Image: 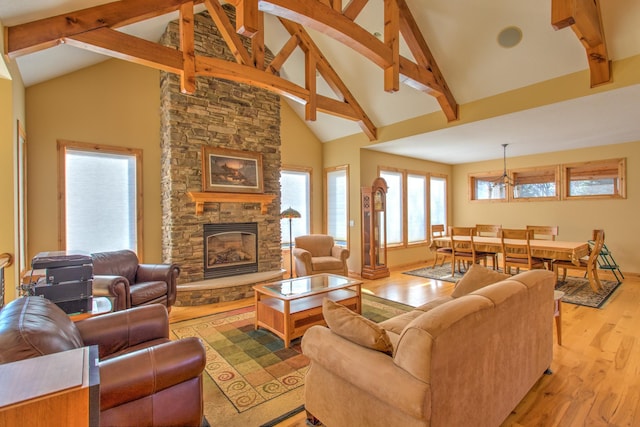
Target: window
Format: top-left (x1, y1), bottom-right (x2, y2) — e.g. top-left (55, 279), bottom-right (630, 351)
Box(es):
top-left (58, 140), bottom-right (142, 254)
top-left (469, 172), bottom-right (507, 201)
top-left (407, 174), bottom-right (427, 243)
top-left (563, 158), bottom-right (626, 199)
top-left (280, 167), bottom-right (311, 246)
top-left (325, 166), bottom-right (349, 247)
top-left (430, 175), bottom-right (448, 234)
top-left (512, 166), bottom-right (559, 201)
top-left (379, 169), bottom-right (403, 246)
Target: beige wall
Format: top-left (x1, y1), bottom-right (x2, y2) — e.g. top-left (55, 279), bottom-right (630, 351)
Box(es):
top-left (360, 149), bottom-right (452, 269)
top-left (452, 141), bottom-right (640, 274)
top-left (0, 21), bottom-right (26, 302)
top-left (280, 100), bottom-right (324, 234)
top-left (25, 60), bottom-right (162, 264)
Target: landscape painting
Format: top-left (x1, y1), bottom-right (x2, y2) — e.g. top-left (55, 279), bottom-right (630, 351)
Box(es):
top-left (202, 146), bottom-right (263, 193)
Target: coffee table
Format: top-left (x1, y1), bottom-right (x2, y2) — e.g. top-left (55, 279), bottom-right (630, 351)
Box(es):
top-left (253, 273), bottom-right (362, 347)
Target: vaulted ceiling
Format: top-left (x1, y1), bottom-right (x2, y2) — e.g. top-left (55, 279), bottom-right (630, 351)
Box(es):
top-left (2, 0), bottom-right (640, 164)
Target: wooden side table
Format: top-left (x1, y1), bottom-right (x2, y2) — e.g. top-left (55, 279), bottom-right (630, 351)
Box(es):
top-left (554, 290), bottom-right (564, 345)
top-left (0, 346), bottom-right (100, 426)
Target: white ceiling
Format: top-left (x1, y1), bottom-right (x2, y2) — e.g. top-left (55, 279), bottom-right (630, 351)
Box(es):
top-left (1, 0), bottom-right (639, 164)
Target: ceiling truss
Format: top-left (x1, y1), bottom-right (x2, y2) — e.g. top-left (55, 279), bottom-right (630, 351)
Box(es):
top-left (4, 0), bottom-right (459, 141)
top-left (551, 0), bottom-right (611, 87)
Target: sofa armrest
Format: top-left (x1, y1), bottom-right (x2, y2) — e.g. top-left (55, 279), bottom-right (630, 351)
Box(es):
top-left (99, 337), bottom-right (206, 410)
top-left (136, 263), bottom-right (180, 306)
top-left (75, 304), bottom-right (169, 359)
top-left (302, 326), bottom-right (430, 420)
top-left (292, 248), bottom-right (312, 276)
top-left (331, 245), bottom-right (349, 261)
top-left (92, 275), bottom-right (130, 311)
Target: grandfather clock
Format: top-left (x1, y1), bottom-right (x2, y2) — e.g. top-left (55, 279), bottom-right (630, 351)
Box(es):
top-left (361, 177), bottom-right (390, 279)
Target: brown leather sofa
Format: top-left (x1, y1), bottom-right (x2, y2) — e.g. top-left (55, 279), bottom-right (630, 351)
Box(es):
top-left (91, 249), bottom-right (180, 312)
top-left (292, 234), bottom-right (349, 277)
top-left (0, 296), bottom-right (206, 427)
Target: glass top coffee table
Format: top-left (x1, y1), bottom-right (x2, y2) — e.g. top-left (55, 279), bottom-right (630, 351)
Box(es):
top-left (253, 273), bottom-right (362, 347)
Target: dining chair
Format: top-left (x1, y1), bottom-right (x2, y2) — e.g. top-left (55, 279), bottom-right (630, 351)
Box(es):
top-left (526, 225), bottom-right (559, 269)
top-left (475, 224), bottom-right (501, 269)
top-left (430, 224), bottom-right (452, 268)
top-left (500, 228), bottom-right (546, 274)
top-left (449, 226), bottom-right (488, 275)
top-left (526, 225), bottom-right (559, 241)
top-left (553, 229), bottom-right (605, 292)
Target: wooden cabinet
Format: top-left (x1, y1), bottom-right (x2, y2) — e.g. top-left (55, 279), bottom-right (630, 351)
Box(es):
top-left (361, 177), bottom-right (390, 279)
top-left (0, 347), bottom-right (100, 427)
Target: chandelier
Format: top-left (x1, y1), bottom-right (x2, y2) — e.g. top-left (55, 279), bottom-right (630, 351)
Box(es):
top-left (492, 143), bottom-right (515, 187)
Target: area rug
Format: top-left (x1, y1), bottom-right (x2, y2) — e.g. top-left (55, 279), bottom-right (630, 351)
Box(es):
top-left (403, 263), bottom-right (622, 309)
top-left (403, 263), bottom-right (465, 283)
top-left (170, 294), bottom-right (412, 426)
top-left (556, 277), bottom-right (622, 308)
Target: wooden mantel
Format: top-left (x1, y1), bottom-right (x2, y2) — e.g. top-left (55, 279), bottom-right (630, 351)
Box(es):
top-left (188, 192), bottom-right (277, 215)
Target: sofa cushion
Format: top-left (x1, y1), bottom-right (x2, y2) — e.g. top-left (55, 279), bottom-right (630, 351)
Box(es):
top-left (451, 263), bottom-right (510, 298)
top-left (130, 281), bottom-right (168, 305)
top-left (311, 256), bottom-right (346, 271)
top-left (322, 299), bottom-right (393, 354)
top-left (0, 297), bottom-right (84, 364)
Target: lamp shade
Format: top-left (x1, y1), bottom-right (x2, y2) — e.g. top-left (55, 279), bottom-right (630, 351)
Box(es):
top-left (281, 207), bottom-right (301, 219)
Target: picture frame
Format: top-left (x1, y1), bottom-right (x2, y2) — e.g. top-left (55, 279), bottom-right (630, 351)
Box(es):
top-left (201, 146), bottom-right (263, 193)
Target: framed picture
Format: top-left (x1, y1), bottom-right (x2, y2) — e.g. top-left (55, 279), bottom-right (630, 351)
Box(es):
top-left (202, 146), bottom-right (263, 193)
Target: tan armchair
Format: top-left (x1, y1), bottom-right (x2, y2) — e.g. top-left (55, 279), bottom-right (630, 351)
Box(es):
top-left (292, 234), bottom-right (349, 277)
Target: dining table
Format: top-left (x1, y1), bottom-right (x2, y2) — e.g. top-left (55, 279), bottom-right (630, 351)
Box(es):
top-left (429, 236), bottom-right (590, 266)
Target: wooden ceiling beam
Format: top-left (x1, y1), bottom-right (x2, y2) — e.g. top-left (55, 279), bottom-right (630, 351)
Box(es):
top-left (551, 0), bottom-right (610, 87)
top-left (64, 28), bottom-right (184, 74)
top-left (384, 0), bottom-right (400, 93)
top-left (396, 0), bottom-right (457, 120)
top-left (204, 0), bottom-right (252, 65)
top-left (266, 34), bottom-right (299, 74)
top-left (6, 0), bottom-right (451, 139)
top-left (278, 19), bottom-right (377, 140)
top-left (180, 3), bottom-right (196, 94)
top-left (5, 0), bottom-right (204, 58)
top-left (255, 0), bottom-right (458, 121)
top-left (196, 54), bottom-right (307, 102)
top-left (343, 0), bottom-right (369, 21)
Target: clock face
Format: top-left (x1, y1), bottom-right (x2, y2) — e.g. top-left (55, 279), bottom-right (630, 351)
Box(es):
top-left (374, 190), bottom-right (383, 211)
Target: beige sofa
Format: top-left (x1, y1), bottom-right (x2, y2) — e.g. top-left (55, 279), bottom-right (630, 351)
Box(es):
top-left (302, 267), bottom-right (556, 427)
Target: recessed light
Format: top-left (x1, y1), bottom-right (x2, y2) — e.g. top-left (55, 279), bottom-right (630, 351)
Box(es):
top-left (497, 26), bottom-right (523, 48)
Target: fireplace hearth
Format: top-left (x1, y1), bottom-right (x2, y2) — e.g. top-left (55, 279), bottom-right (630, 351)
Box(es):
top-left (204, 223), bottom-right (258, 279)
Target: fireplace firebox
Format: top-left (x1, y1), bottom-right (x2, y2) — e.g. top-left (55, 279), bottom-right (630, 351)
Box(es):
top-left (203, 223), bottom-right (258, 279)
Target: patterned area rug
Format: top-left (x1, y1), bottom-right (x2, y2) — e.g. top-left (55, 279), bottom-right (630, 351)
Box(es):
top-left (403, 263), bottom-right (622, 309)
top-left (403, 263), bottom-right (466, 283)
top-left (170, 294), bottom-right (412, 426)
top-left (555, 277), bottom-right (622, 308)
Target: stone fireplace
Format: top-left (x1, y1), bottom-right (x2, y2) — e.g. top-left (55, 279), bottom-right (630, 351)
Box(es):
top-left (159, 7), bottom-right (283, 304)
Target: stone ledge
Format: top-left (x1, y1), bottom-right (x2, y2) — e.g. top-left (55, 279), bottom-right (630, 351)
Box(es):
top-left (175, 270), bottom-right (286, 306)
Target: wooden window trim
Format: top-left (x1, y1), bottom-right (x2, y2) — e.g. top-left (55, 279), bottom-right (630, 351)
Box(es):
top-left (323, 164), bottom-right (350, 249)
top-left (562, 158), bottom-right (626, 200)
top-left (57, 140), bottom-right (144, 258)
top-left (281, 165), bottom-right (313, 233)
top-left (468, 171), bottom-right (508, 202)
top-left (510, 165), bottom-right (560, 202)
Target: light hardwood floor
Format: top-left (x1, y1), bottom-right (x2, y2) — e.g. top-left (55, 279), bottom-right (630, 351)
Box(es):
top-left (170, 264), bottom-right (640, 426)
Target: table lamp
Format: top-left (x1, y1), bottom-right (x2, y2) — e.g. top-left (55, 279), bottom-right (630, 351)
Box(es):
top-left (281, 207), bottom-right (301, 278)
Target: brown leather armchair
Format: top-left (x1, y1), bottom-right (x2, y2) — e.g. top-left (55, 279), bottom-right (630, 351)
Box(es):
top-left (292, 234), bottom-right (349, 277)
top-left (91, 250), bottom-right (180, 312)
top-left (0, 296), bottom-right (206, 427)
